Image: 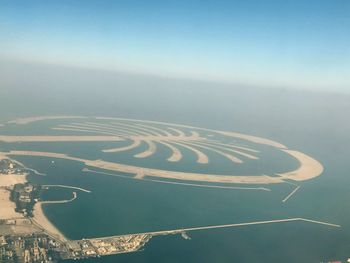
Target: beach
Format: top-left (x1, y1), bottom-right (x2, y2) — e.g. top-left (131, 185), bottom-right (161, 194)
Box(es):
top-left (0, 156), bottom-right (67, 243)
top-left (32, 202), bottom-right (68, 242)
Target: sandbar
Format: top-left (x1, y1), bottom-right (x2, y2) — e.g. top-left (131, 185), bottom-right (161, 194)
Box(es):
top-left (7, 116), bottom-right (86, 125)
top-left (134, 140), bottom-right (157, 158)
top-left (0, 135), bottom-right (123, 142)
top-left (1, 148), bottom-right (323, 184)
top-left (0, 150), bottom-right (284, 184)
top-left (277, 150), bottom-right (324, 181)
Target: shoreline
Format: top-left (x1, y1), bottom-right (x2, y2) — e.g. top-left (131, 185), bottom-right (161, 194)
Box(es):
top-left (0, 155), bottom-right (68, 244)
top-left (32, 202), bottom-right (68, 243)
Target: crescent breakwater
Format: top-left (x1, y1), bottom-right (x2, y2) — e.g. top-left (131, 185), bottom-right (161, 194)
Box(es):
top-left (0, 116), bottom-right (324, 186)
top-left (0, 116), bottom-right (329, 261)
top-left (1, 149), bottom-right (323, 184)
top-left (65, 217), bottom-right (341, 259)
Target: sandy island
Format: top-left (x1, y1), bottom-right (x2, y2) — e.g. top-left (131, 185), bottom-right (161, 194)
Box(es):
top-left (6, 115), bottom-right (288, 149)
top-left (0, 117), bottom-right (330, 248)
top-left (1, 149), bottom-right (323, 184)
top-left (7, 116), bottom-right (87, 125)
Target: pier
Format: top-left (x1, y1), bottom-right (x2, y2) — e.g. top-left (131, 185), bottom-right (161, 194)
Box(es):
top-left (66, 217), bottom-right (341, 259)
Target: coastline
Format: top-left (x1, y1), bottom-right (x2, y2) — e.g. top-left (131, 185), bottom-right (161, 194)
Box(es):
top-left (0, 116), bottom-right (326, 250)
top-left (0, 155), bottom-right (68, 244)
top-left (32, 202), bottom-right (68, 243)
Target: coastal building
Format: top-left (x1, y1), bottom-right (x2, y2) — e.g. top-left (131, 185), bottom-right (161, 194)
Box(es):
top-left (0, 236), bottom-right (7, 246)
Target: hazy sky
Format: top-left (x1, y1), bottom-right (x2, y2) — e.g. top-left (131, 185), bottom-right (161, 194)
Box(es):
top-left (0, 0), bottom-right (349, 91)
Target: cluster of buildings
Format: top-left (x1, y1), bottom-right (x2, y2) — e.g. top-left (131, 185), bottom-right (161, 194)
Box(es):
top-left (13, 184), bottom-right (34, 204)
top-left (1, 232), bottom-right (154, 262)
top-left (0, 235), bottom-right (14, 262)
top-left (1, 157), bottom-right (153, 262)
top-left (0, 234), bottom-right (60, 263)
top-left (11, 183), bottom-right (40, 217)
top-left (68, 234), bottom-right (151, 259)
top-left (0, 159), bottom-right (22, 175)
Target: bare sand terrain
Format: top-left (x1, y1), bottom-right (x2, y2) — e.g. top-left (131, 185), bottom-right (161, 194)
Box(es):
top-left (181, 141), bottom-right (243, 163)
top-left (0, 135), bottom-right (123, 142)
top-left (0, 171), bottom-right (26, 220)
top-left (32, 202), bottom-right (68, 242)
top-left (51, 123), bottom-right (261, 164)
top-left (0, 116), bottom-right (324, 183)
top-left (277, 149), bottom-right (324, 181)
top-left (53, 126), bottom-right (122, 136)
top-left (0, 117), bottom-right (328, 243)
top-left (0, 188), bottom-right (24, 220)
top-left (95, 116), bottom-right (288, 149)
top-left (0, 158), bottom-right (27, 220)
top-left (219, 131), bottom-right (287, 149)
top-left (0, 134), bottom-right (202, 143)
top-left (1, 150), bottom-right (323, 184)
top-left (157, 141), bottom-right (182, 162)
top-left (5, 115), bottom-right (289, 149)
top-left (193, 140), bottom-right (258, 159)
top-left (7, 116), bottom-right (86, 124)
top-left (103, 140), bottom-right (142, 153)
top-left (134, 140), bottom-right (157, 158)
top-left (168, 141), bottom-right (209, 164)
top-left (0, 156), bottom-right (67, 242)
top-left (0, 172), bottom-right (27, 187)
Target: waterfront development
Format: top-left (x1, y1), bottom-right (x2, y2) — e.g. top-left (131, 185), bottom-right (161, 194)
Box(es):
top-left (2, 0), bottom-right (350, 261)
top-left (0, 115), bottom-right (349, 262)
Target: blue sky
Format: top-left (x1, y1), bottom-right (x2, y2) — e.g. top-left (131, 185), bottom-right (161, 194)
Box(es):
top-left (0, 0), bottom-right (349, 90)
